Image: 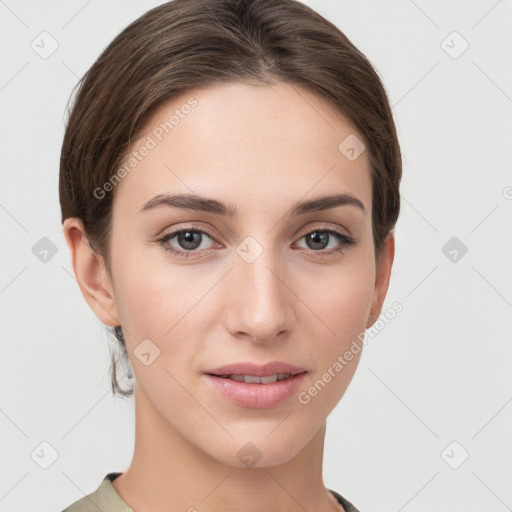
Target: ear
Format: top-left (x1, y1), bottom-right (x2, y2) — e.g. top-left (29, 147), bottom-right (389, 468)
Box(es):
top-left (62, 218), bottom-right (120, 327)
top-left (366, 230), bottom-right (395, 328)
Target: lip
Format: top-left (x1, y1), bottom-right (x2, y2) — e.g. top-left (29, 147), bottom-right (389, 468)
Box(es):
top-left (203, 361), bottom-right (308, 409)
top-left (205, 361), bottom-right (307, 377)
top-left (203, 372), bottom-right (307, 409)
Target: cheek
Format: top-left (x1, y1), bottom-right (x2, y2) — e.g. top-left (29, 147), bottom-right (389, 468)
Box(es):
top-left (296, 261), bottom-right (375, 412)
top-left (111, 258), bottom-right (206, 399)
top-left (111, 243), bottom-right (213, 345)
top-left (112, 227), bottom-right (375, 353)
top-left (110, 237), bottom-right (170, 338)
top-left (301, 258), bottom-right (375, 344)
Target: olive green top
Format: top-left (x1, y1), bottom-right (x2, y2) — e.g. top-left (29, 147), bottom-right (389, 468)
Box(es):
top-left (60, 472), bottom-right (362, 512)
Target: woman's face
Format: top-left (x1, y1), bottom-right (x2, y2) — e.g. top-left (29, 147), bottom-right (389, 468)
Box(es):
top-left (84, 81), bottom-right (393, 467)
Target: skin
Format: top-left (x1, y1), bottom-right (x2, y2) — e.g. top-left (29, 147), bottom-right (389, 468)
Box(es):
top-left (63, 81), bottom-right (394, 512)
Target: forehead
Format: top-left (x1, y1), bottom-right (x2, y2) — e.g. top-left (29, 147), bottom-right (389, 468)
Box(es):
top-left (113, 81), bottom-right (372, 216)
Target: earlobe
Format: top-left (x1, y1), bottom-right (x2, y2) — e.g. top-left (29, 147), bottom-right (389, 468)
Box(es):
top-left (366, 231), bottom-right (395, 329)
top-left (62, 218), bottom-right (120, 327)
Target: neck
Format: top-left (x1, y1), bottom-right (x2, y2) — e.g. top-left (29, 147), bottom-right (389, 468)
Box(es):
top-left (112, 385), bottom-right (343, 512)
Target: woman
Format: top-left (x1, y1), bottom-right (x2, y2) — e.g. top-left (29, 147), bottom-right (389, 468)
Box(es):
top-left (59, 0), bottom-right (401, 510)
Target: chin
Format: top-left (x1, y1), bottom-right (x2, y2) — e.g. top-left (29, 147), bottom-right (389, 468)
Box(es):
top-left (200, 429), bottom-right (314, 470)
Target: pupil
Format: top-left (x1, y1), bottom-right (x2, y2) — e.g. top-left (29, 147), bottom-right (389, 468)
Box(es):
top-left (308, 231), bottom-right (328, 250)
top-left (179, 231), bottom-right (201, 249)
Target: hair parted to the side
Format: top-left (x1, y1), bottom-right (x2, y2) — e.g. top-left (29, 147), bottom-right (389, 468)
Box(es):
top-left (59, 0), bottom-right (402, 398)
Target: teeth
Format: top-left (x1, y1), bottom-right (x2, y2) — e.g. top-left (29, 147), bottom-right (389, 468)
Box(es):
top-left (244, 375), bottom-right (262, 383)
top-left (219, 373), bottom-right (292, 383)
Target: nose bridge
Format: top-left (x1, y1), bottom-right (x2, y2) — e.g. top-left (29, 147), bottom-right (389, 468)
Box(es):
top-left (225, 235), bottom-right (291, 342)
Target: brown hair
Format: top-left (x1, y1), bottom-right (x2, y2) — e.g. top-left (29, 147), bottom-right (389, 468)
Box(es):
top-left (60, 0), bottom-right (402, 398)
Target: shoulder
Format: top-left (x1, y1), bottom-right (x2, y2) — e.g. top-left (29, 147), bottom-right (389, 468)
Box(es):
top-left (329, 488), bottom-right (363, 512)
top-left (59, 472), bottom-right (131, 512)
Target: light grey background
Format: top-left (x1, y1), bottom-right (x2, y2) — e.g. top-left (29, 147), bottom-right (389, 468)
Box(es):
top-left (1, 1), bottom-right (511, 511)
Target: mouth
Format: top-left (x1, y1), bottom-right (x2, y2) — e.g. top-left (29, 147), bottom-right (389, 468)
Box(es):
top-left (203, 361), bottom-right (309, 408)
top-left (207, 372), bottom-right (306, 384)
top-left (204, 361), bottom-right (308, 379)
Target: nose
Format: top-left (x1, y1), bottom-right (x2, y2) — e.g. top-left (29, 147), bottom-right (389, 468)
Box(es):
top-left (223, 245), bottom-right (294, 345)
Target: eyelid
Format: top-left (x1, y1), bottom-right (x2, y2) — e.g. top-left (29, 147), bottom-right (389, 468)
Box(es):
top-left (299, 222), bottom-right (352, 238)
top-left (295, 224), bottom-right (356, 251)
top-left (155, 222), bottom-right (356, 256)
top-left (155, 222), bottom-right (217, 240)
top-left (156, 222), bottom-right (352, 242)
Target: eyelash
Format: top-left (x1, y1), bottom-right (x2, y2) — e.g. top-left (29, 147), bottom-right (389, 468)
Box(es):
top-left (155, 224), bottom-right (356, 259)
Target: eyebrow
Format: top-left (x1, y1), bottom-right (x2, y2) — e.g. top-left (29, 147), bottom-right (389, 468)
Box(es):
top-left (138, 192), bottom-right (365, 216)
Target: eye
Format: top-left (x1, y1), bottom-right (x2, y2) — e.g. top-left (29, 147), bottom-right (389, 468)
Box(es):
top-left (156, 224), bottom-right (356, 259)
top-left (295, 227), bottom-right (356, 255)
top-left (156, 227), bottom-right (217, 258)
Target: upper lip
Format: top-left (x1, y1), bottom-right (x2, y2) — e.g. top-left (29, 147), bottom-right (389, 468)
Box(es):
top-left (205, 361), bottom-right (308, 377)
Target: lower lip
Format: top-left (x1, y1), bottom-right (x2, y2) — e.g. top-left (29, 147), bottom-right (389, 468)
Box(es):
top-left (203, 372), bottom-right (307, 409)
